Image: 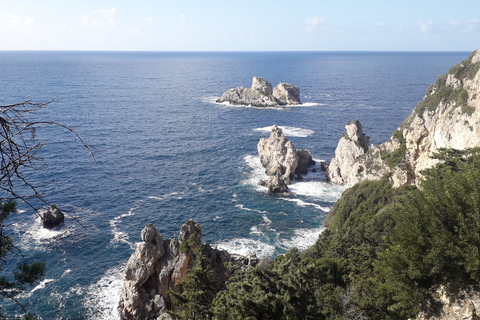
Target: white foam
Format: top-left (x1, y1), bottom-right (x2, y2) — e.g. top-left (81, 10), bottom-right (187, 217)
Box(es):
top-left (288, 180), bottom-right (344, 203)
top-left (17, 278), bottom-right (56, 299)
top-left (109, 209), bottom-right (136, 249)
top-left (84, 264), bottom-right (124, 320)
top-left (243, 155), bottom-right (268, 191)
top-left (19, 216), bottom-right (74, 251)
top-left (253, 126), bottom-right (315, 137)
top-left (215, 238), bottom-right (276, 258)
top-left (281, 227), bottom-right (326, 251)
top-left (278, 198), bottom-right (331, 213)
top-left (235, 204), bottom-right (268, 214)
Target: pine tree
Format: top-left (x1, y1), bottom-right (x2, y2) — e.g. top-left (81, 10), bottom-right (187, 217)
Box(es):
top-left (168, 249), bottom-right (215, 320)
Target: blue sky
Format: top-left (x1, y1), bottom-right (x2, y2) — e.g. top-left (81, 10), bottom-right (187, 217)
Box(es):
top-left (1, 0), bottom-right (479, 51)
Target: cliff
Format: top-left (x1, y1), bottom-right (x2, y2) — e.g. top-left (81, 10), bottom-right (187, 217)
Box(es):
top-left (118, 221), bottom-right (258, 319)
top-left (216, 77), bottom-right (301, 108)
top-left (328, 47), bottom-right (480, 188)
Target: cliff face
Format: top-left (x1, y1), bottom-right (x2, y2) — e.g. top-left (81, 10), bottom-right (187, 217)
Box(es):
top-left (328, 48), bottom-right (480, 188)
top-left (119, 221), bottom-right (258, 320)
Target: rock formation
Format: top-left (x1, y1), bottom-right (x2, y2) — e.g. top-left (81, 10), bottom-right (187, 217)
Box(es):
top-left (119, 221), bottom-right (258, 320)
top-left (296, 149), bottom-right (315, 175)
top-left (326, 120), bottom-right (370, 186)
top-left (41, 204), bottom-right (64, 229)
top-left (217, 77), bottom-right (301, 108)
top-left (328, 47), bottom-right (480, 188)
top-left (416, 285), bottom-right (480, 320)
top-left (257, 125), bottom-right (298, 193)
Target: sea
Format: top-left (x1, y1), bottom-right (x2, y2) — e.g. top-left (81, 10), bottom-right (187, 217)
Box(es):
top-left (0, 50), bottom-right (470, 319)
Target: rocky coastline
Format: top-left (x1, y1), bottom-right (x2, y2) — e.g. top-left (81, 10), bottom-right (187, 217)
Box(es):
top-left (118, 220), bottom-right (257, 319)
top-left (327, 47), bottom-right (480, 188)
top-left (216, 77), bottom-right (301, 108)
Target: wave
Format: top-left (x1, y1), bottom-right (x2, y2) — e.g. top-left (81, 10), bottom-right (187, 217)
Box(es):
top-left (17, 278), bottom-right (57, 299)
top-left (281, 227), bottom-right (325, 251)
top-left (278, 198), bottom-right (331, 213)
top-left (243, 155), bottom-right (268, 192)
top-left (288, 180), bottom-right (343, 202)
top-left (84, 264), bottom-right (124, 320)
top-left (205, 96), bottom-right (322, 110)
top-left (215, 238), bottom-right (276, 258)
top-left (253, 126), bottom-right (315, 137)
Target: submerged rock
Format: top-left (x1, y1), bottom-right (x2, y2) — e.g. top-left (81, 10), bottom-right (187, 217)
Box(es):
top-left (118, 220), bottom-right (258, 319)
top-left (217, 77), bottom-right (301, 108)
top-left (41, 204), bottom-right (64, 229)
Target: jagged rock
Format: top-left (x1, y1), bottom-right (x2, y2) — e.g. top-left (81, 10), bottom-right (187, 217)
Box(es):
top-left (273, 81), bottom-right (301, 105)
top-left (328, 47), bottom-right (480, 188)
top-left (416, 285), bottom-right (480, 320)
top-left (320, 161), bottom-right (329, 172)
top-left (217, 77), bottom-right (301, 108)
top-left (257, 125), bottom-right (298, 192)
top-left (119, 221), bottom-right (258, 320)
top-left (296, 149), bottom-right (315, 175)
top-left (41, 204), bottom-right (64, 229)
top-left (326, 120), bottom-right (370, 186)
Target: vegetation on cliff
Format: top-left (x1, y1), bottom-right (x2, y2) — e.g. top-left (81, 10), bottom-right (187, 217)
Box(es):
top-left (170, 148), bottom-right (480, 319)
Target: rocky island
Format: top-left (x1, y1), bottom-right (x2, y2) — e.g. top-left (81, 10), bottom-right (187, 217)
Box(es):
top-left (216, 77), bottom-right (301, 108)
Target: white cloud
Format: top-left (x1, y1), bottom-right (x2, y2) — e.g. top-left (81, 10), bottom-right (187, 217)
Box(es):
top-left (0, 13), bottom-right (19, 26)
top-left (305, 16), bottom-right (326, 34)
top-left (419, 21), bottom-right (436, 33)
top-left (80, 8), bottom-right (116, 27)
top-left (178, 14), bottom-right (187, 27)
top-left (450, 19), bottom-right (478, 33)
top-left (145, 17), bottom-right (153, 22)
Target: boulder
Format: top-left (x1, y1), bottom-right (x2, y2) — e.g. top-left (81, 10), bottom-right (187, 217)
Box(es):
top-left (41, 204), bottom-right (64, 229)
top-left (296, 149), bottom-right (315, 175)
top-left (119, 221), bottom-right (258, 320)
top-left (217, 77), bottom-right (301, 108)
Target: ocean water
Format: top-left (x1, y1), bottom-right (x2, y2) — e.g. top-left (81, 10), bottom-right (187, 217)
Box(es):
top-left (0, 51), bottom-right (469, 319)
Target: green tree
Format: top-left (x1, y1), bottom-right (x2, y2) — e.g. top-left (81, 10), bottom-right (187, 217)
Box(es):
top-left (168, 250), bottom-right (216, 320)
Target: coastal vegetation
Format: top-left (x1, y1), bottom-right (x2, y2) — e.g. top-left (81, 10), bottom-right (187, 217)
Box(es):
top-left (170, 148), bottom-right (480, 319)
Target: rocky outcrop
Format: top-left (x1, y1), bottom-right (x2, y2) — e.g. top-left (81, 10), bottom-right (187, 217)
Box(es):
top-left (41, 204), bottom-right (64, 229)
top-left (217, 77), bottom-right (301, 108)
top-left (417, 285), bottom-right (480, 320)
top-left (296, 149), bottom-right (315, 175)
top-left (257, 125), bottom-right (298, 193)
top-left (119, 221), bottom-right (258, 320)
top-left (328, 47), bottom-right (480, 188)
top-left (326, 120), bottom-right (370, 186)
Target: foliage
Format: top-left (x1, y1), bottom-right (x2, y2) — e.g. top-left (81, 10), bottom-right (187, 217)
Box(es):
top-left (379, 130), bottom-right (407, 169)
top-left (168, 250), bottom-right (216, 320)
top-left (212, 248), bottom-right (345, 320)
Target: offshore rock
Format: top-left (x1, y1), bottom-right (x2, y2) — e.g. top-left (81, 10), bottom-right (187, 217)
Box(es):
top-left (296, 149), bottom-right (316, 175)
top-left (119, 220), bottom-right (258, 320)
top-left (326, 120), bottom-right (370, 186)
top-left (328, 47), bottom-right (480, 188)
top-left (41, 204), bottom-right (64, 229)
top-left (257, 125), bottom-right (298, 192)
top-left (273, 81), bottom-right (301, 105)
top-left (216, 77), bottom-right (301, 108)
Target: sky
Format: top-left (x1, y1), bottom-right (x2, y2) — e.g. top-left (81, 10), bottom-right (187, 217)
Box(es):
top-left (1, 0), bottom-right (479, 51)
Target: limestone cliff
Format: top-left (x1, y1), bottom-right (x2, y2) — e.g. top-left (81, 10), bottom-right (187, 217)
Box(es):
top-left (217, 77), bottom-right (301, 108)
top-left (328, 47), bottom-right (480, 188)
top-left (118, 221), bottom-right (258, 320)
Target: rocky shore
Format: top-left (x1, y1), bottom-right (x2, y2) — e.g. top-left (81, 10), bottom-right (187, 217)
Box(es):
top-left (118, 220), bottom-right (257, 319)
top-left (216, 77), bottom-right (301, 108)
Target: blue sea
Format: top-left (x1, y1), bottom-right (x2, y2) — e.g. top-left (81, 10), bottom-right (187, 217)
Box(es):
top-left (0, 51), bottom-right (470, 319)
